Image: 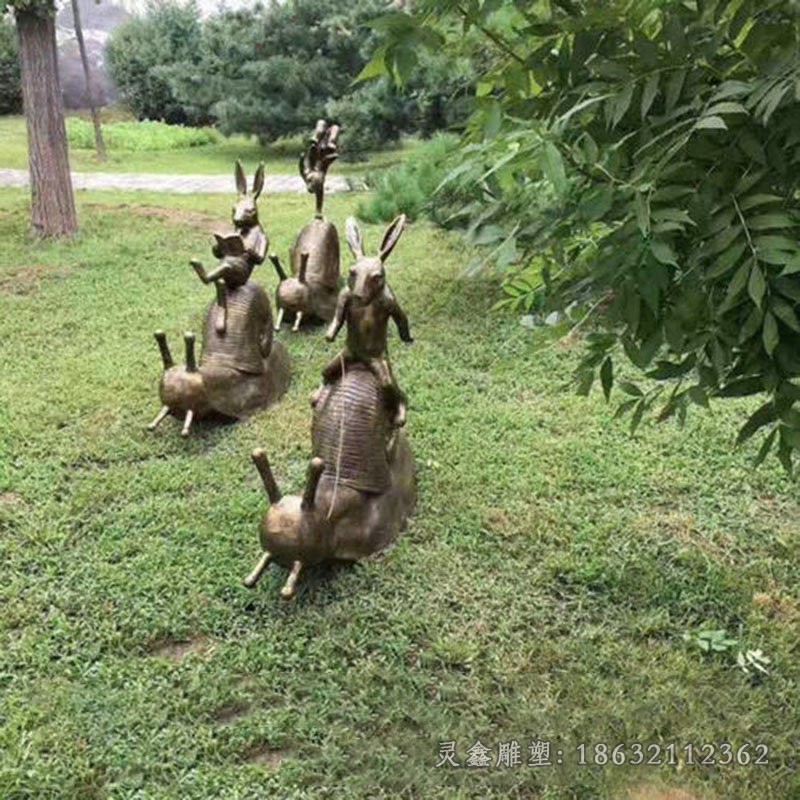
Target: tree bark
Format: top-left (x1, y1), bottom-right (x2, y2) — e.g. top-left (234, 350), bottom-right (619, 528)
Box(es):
top-left (16, 9), bottom-right (78, 237)
top-left (70, 0), bottom-right (105, 161)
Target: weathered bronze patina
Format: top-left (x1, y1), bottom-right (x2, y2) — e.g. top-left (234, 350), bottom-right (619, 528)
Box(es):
top-left (243, 364), bottom-right (416, 599)
top-left (273, 120), bottom-right (341, 331)
top-left (316, 214), bottom-right (412, 427)
top-left (147, 164), bottom-right (289, 436)
top-left (243, 213), bottom-right (415, 599)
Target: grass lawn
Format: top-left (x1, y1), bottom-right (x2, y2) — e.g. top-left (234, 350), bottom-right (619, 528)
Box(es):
top-left (0, 187), bottom-right (798, 799)
top-left (0, 115), bottom-right (418, 177)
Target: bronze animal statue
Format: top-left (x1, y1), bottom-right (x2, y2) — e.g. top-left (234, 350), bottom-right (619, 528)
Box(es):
top-left (273, 120), bottom-right (341, 331)
top-left (315, 214), bottom-right (412, 428)
top-left (225, 160), bottom-right (268, 266)
top-left (243, 363), bottom-right (415, 599)
top-left (147, 232), bottom-right (290, 437)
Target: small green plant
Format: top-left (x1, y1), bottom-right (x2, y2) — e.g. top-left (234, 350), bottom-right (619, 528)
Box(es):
top-left (684, 628), bottom-right (739, 653)
top-left (65, 119), bottom-right (220, 152)
top-left (684, 629), bottom-right (772, 676)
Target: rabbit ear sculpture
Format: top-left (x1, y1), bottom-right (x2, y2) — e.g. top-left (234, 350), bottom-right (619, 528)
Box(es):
top-left (147, 166), bottom-right (291, 438)
top-left (228, 160), bottom-right (268, 266)
top-left (273, 120), bottom-right (341, 332)
top-left (317, 214), bottom-right (411, 428)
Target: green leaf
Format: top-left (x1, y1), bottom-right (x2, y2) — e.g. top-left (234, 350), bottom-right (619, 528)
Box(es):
top-left (718, 376), bottom-right (763, 397)
top-left (736, 401), bottom-right (775, 445)
top-left (705, 241), bottom-right (746, 279)
top-left (718, 260), bottom-right (750, 313)
top-left (754, 235), bottom-right (797, 251)
top-left (771, 297), bottom-right (800, 332)
top-left (747, 263), bottom-right (766, 309)
top-left (391, 46), bottom-right (418, 84)
top-left (641, 73), bottom-right (659, 119)
top-left (706, 101), bottom-right (748, 116)
top-left (747, 213), bottom-right (795, 230)
top-left (739, 194), bottom-right (782, 212)
top-left (575, 370), bottom-right (594, 397)
top-left (665, 69), bottom-right (686, 113)
top-left (695, 116), bottom-right (727, 130)
top-left (758, 249), bottom-right (795, 266)
top-left (635, 191), bottom-right (650, 236)
top-left (611, 84), bottom-right (634, 128)
top-left (739, 305), bottom-right (763, 342)
top-left (688, 385), bottom-right (709, 407)
top-left (780, 425), bottom-right (800, 450)
top-left (614, 398), bottom-right (638, 419)
top-left (762, 311), bottom-right (779, 356)
top-left (542, 142), bottom-right (567, 196)
top-left (618, 381), bottom-right (643, 397)
top-left (780, 255), bottom-right (800, 276)
top-left (483, 100), bottom-right (502, 138)
top-left (630, 399), bottom-right (647, 434)
top-left (600, 357), bottom-right (613, 402)
top-left (754, 427), bottom-right (778, 466)
top-left (355, 51), bottom-right (389, 83)
top-left (651, 239), bottom-right (678, 266)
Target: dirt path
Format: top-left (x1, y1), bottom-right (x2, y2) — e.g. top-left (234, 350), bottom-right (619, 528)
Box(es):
top-left (0, 168), bottom-right (364, 195)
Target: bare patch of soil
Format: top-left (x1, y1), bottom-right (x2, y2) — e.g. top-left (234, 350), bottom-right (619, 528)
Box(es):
top-left (246, 745), bottom-right (288, 769)
top-left (149, 636), bottom-right (214, 662)
top-left (0, 491), bottom-right (26, 507)
top-left (624, 786), bottom-right (704, 800)
top-left (85, 202), bottom-right (219, 231)
top-left (0, 264), bottom-right (70, 296)
top-left (640, 505), bottom-right (736, 563)
top-left (213, 702), bottom-right (250, 725)
top-left (753, 588), bottom-right (799, 624)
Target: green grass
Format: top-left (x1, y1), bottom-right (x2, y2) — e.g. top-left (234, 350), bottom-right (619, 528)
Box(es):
top-left (66, 119), bottom-right (221, 152)
top-left (0, 115), bottom-right (421, 176)
top-left (0, 187), bottom-right (798, 800)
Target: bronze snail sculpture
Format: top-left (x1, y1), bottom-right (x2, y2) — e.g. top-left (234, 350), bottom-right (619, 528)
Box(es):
top-left (244, 216), bottom-right (415, 599)
top-left (147, 163), bottom-right (290, 437)
top-left (272, 120), bottom-right (341, 332)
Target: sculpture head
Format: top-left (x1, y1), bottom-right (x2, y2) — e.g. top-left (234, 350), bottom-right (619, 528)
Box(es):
top-left (345, 214), bottom-right (406, 305)
top-left (148, 331), bottom-right (210, 437)
top-left (299, 120), bottom-right (339, 215)
top-left (243, 450), bottom-right (329, 597)
top-left (232, 160), bottom-right (265, 229)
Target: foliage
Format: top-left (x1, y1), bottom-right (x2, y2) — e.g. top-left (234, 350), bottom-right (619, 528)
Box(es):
top-left (0, 0), bottom-right (55, 15)
top-left (326, 78), bottom-right (412, 156)
top-left (104, 0), bottom-right (473, 154)
top-left (369, 0), bottom-right (800, 471)
top-left (0, 16), bottom-right (21, 114)
top-left (160, 0), bottom-right (386, 145)
top-left (65, 118), bottom-right (219, 152)
top-left (357, 133), bottom-right (461, 222)
top-left (106, 0), bottom-right (205, 125)
top-left (0, 187), bottom-right (797, 798)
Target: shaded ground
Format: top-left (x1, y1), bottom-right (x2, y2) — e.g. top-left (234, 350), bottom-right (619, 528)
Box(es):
top-left (0, 188), bottom-right (797, 799)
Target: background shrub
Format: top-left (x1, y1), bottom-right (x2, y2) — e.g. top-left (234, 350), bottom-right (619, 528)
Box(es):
top-left (357, 134), bottom-right (461, 223)
top-left (106, 0), bottom-right (205, 125)
top-left (0, 16), bottom-right (22, 115)
top-left (105, 0), bottom-right (474, 155)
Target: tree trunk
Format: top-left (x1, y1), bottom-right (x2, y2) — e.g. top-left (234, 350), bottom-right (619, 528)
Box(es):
top-left (16, 9), bottom-right (78, 237)
top-left (70, 0), bottom-right (105, 161)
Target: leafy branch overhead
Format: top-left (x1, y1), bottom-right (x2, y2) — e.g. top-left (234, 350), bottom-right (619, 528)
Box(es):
top-left (368, 0), bottom-right (800, 472)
